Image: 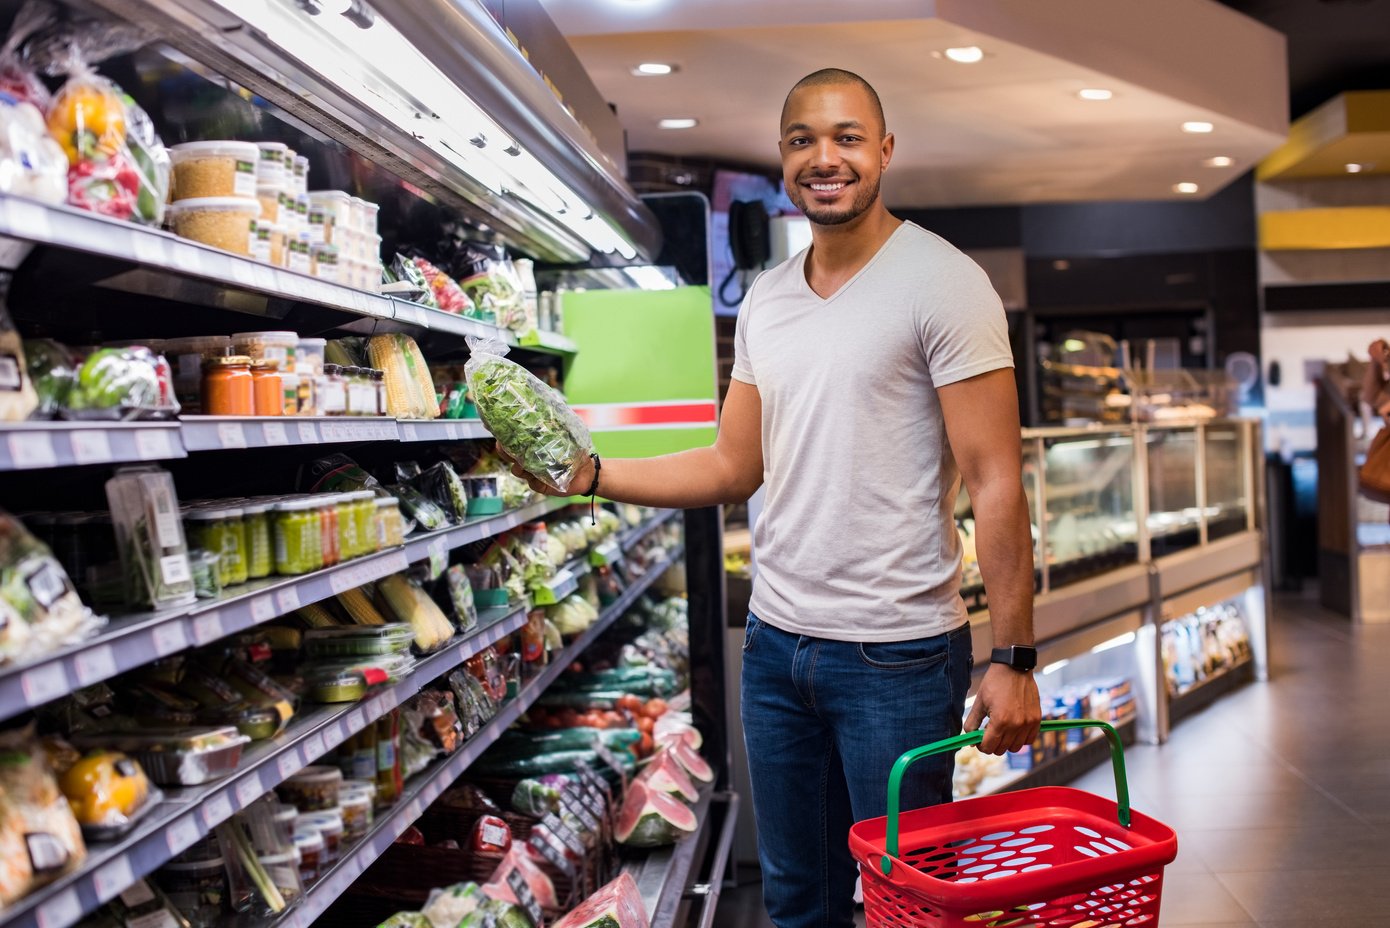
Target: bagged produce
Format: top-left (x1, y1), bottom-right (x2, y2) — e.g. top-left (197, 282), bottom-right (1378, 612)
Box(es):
top-left (377, 572), bottom-right (455, 652)
top-left (446, 564), bottom-right (478, 633)
top-left (65, 345), bottom-right (176, 420)
top-left (634, 748), bottom-right (698, 802)
top-left (614, 779), bottom-right (696, 848)
top-left (0, 296), bottom-right (38, 422)
top-left (52, 748), bottom-right (159, 840)
top-left (369, 334), bottom-right (440, 420)
top-left (482, 843), bottom-right (558, 909)
top-left (0, 93), bottom-right (67, 202)
top-left (0, 725), bottom-right (86, 906)
top-left (412, 256), bottom-right (477, 317)
top-left (422, 881), bottom-right (484, 928)
top-left (0, 1), bottom-right (55, 110)
top-left (416, 460), bottom-right (469, 523)
top-left (379, 914), bottom-right (433, 928)
top-left (0, 510), bottom-right (101, 665)
top-left (550, 873), bottom-right (649, 928)
top-left (24, 338), bottom-right (76, 418)
top-left (456, 243), bottom-right (527, 332)
top-left (105, 466), bottom-right (197, 609)
top-left (389, 253), bottom-right (436, 309)
top-left (465, 337), bottom-right (592, 493)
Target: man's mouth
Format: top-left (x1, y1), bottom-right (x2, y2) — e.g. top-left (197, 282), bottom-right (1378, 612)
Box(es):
top-left (805, 180), bottom-right (850, 193)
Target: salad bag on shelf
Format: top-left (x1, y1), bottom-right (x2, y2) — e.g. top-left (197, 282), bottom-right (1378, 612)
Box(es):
top-left (0, 508), bottom-right (101, 666)
top-left (455, 243), bottom-right (527, 332)
top-left (105, 465), bottom-right (197, 609)
top-left (0, 724), bottom-right (87, 907)
top-left (464, 336), bottom-right (592, 494)
top-left (64, 344), bottom-right (178, 420)
top-left (0, 286), bottom-right (39, 421)
top-left (0, 2), bottom-right (68, 203)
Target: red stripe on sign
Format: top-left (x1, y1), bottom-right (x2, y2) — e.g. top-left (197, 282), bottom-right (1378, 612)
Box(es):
top-left (572, 402), bottom-right (718, 429)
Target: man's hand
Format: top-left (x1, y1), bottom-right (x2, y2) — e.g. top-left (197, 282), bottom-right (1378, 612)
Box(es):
top-left (497, 444), bottom-right (594, 498)
top-left (964, 664), bottom-right (1042, 755)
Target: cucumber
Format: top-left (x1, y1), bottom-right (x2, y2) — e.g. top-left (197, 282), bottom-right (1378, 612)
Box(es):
top-left (473, 748), bottom-right (635, 780)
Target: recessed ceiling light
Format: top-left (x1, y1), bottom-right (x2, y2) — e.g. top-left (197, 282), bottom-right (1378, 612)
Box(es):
top-left (633, 62), bottom-right (674, 76)
top-left (1174, 182), bottom-right (1200, 194)
top-left (943, 46), bottom-right (985, 64)
top-left (1346, 162), bottom-right (1369, 173)
top-left (1182, 121), bottom-right (1214, 134)
top-left (1204, 156), bottom-right (1234, 168)
top-left (1077, 88), bottom-right (1113, 101)
top-left (658, 117), bottom-right (698, 130)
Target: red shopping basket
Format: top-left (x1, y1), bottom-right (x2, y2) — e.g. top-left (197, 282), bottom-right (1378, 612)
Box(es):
top-left (850, 720), bottom-right (1177, 928)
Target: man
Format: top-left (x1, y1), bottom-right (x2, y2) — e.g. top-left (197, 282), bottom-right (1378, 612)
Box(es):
top-left (507, 68), bottom-right (1041, 928)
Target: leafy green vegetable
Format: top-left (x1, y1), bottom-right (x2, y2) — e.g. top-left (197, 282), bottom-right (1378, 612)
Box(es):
top-left (69, 347), bottom-right (161, 416)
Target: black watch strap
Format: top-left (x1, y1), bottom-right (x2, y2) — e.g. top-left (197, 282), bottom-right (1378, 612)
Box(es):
top-left (990, 645), bottom-right (1038, 672)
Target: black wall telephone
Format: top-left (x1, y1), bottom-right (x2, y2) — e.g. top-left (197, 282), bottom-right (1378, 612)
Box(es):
top-left (720, 199), bottom-right (770, 307)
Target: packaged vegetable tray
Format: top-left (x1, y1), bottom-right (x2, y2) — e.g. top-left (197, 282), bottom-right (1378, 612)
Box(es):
top-left (465, 337), bottom-right (593, 494)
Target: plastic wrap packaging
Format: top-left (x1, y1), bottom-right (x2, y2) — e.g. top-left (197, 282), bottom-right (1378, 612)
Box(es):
top-left (64, 345), bottom-right (178, 420)
top-left (51, 747), bottom-right (160, 840)
top-left (0, 509), bottom-right (101, 666)
top-left (23, 338), bottom-right (75, 418)
top-left (550, 873), bottom-right (649, 928)
top-left (0, 725), bottom-right (86, 906)
top-left (446, 564), bottom-right (478, 633)
top-left (482, 844), bottom-right (558, 910)
top-left (388, 482), bottom-right (451, 531)
top-left (421, 881), bottom-right (484, 928)
top-left (0, 1), bottom-right (55, 110)
top-left (0, 93), bottom-right (67, 202)
top-left (369, 334), bottom-right (439, 419)
top-left (412, 256), bottom-right (477, 316)
top-left (105, 466), bottom-right (197, 609)
top-left (415, 460), bottom-right (469, 523)
top-left (456, 243), bottom-right (527, 332)
top-left (0, 294), bottom-right (38, 421)
top-left (465, 337), bottom-right (592, 493)
top-left (389, 253), bottom-right (435, 308)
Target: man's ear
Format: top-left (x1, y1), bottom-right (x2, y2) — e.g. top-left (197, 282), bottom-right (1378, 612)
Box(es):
top-left (881, 131), bottom-right (895, 170)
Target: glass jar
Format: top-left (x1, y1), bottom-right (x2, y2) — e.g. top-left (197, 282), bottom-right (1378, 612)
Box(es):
top-left (339, 787), bottom-right (373, 842)
top-left (164, 336), bottom-right (232, 414)
top-left (241, 500), bottom-right (273, 580)
top-left (156, 856), bottom-right (232, 926)
top-left (317, 496), bottom-right (340, 568)
top-left (232, 331), bottom-right (297, 370)
top-left (335, 493), bottom-right (360, 561)
top-left (280, 368), bottom-right (301, 416)
top-left (375, 497), bottom-right (404, 548)
top-left (293, 829), bottom-right (323, 886)
top-left (341, 366), bottom-right (366, 417)
top-left (349, 491), bottom-right (378, 555)
top-left (273, 499), bottom-right (321, 575)
top-left (250, 359), bottom-right (283, 416)
top-left (185, 506), bottom-right (248, 586)
top-left (319, 365), bottom-right (347, 416)
top-left (370, 369), bottom-right (386, 417)
top-left (202, 355), bottom-right (255, 416)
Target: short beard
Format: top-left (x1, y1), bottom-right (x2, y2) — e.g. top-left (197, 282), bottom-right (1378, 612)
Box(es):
top-left (787, 172), bottom-right (881, 226)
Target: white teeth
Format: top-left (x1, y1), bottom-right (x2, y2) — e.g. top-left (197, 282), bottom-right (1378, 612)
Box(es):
top-left (810, 182), bottom-right (846, 192)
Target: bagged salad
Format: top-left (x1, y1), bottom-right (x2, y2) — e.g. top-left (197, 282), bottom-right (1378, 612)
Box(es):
top-left (65, 345), bottom-right (177, 420)
top-left (456, 243), bottom-right (527, 332)
top-left (464, 337), bottom-right (592, 494)
top-left (0, 509), bottom-right (101, 666)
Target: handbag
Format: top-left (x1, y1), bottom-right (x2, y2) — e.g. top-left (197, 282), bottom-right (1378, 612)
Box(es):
top-left (1359, 425), bottom-right (1390, 504)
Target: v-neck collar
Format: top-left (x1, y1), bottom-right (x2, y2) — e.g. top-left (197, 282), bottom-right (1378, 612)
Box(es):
top-left (799, 221), bottom-right (909, 304)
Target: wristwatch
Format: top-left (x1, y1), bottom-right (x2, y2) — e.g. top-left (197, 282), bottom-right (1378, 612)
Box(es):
top-left (990, 645), bottom-right (1038, 672)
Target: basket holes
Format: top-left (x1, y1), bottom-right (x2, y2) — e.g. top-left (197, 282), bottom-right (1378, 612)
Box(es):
top-left (1107, 837), bottom-right (1132, 850)
top-left (964, 913), bottom-right (1003, 923)
top-left (962, 844), bottom-right (997, 855)
top-left (1075, 845), bottom-right (1100, 858)
top-left (1022, 863), bottom-right (1053, 872)
top-left (945, 837), bottom-right (975, 848)
top-left (984, 851), bottom-right (1016, 861)
top-left (986, 919), bottom-right (1026, 927)
top-left (964, 863), bottom-right (998, 874)
top-left (1001, 837), bottom-right (1035, 847)
top-left (983, 869), bottom-right (1019, 880)
top-left (1021, 844), bottom-right (1054, 854)
top-left (1002, 856), bottom-right (1036, 867)
top-left (1075, 826), bottom-right (1102, 839)
top-left (983, 831), bottom-right (1016, 841)
top-left (956, 858), bottom-right (978, 866)
top-left (1091, 841), bottom-right (1120, 855)
top-left (1021, 824), bottom-right (1055, 834)
top-left (923, 851), bottom-right (954, 862)
top-left (1134, 895), bottom-right (1156, 906)
top-left (1125, 916), bottom-right (1155, 925)
top-left (904, 846), bottom-right (939, 857)
top-left (957, 877), bottom-right (979, 883)
top-left (914, 865), bottom-right (939, 874)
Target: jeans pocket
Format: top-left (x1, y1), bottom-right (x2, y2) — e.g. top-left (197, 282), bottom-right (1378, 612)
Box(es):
top-left (743, 613), bottom-right (763, 653)
top-left (857, 635), bottom-right (950, 670)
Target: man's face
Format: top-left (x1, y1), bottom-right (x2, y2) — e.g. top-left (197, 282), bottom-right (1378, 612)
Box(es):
top-left (779, 83), bottom-right (892, 227)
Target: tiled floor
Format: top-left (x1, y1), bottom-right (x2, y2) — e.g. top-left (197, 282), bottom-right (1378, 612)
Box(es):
top-left (714, 591), bottom-right (1390, 927)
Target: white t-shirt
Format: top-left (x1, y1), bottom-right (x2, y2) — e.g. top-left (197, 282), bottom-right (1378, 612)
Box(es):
top-left (732, 221), bottom-right (1013, 642)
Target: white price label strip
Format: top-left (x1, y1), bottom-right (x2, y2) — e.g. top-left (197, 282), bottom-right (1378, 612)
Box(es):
top-left (73, 644), bottom-right (116, 686)
top-left (236, 773), bottom-right (264, 807)
top-left (191, 612), bottom-right (224, 646)
top-left (171, 244), bottom-right (204, 274)
top-left (94, 856), bottom-right (135, 903)
top-left (347, 709), bottom-right (364, 733)
top-left (8, 432), bottom-right (56, 469)
top-left (5, 199), bottom-right (52, 240)
top-left (401, 424), bottom-right (418, 442)
top-left (70, 429), bottom-right (113, 465)
top-left (36, 888), bottom-right (81, 928)
top-left (202, 792), bottom-right (233, 828)
top-left (166, 815), bottom-right (201, 855)
top-left (132, 233), bottom-right (167, 265)
top-left (250, 595), bottom-right (275, 623)
top-left (275, 587), bottom-right (300, 613)
top-left (297, 421), bottom-right (319, 444)
top-left (134, 428), bottom-right (174, 460)
top-left (21, 662), bottom-right (66, 707)
top-left (263, 421), bottom-right (288, 446)
top-left (217, 422), bottom-right (248, 449)
top-left (277, 749), bottom-right (302, 781)
top-left (251, 265), bottom-right (277, 291)
top-left (152, 621), bottom-right (188, 656)
top-left (303, 733), bottom-right (325, 761)
top-left (322, 721), bottom-right (345, 750)
top-left (230, 259), bottom-right (256, 286)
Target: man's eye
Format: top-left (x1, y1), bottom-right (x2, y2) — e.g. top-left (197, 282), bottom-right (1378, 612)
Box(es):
top-left (840, 136), bottom-right (862, 144)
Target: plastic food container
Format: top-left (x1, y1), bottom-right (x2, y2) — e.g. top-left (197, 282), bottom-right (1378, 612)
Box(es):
top-left (106, 466), bottom-right (198, 609)
top-left (278, 191), bottom-right (298, 239)
top-left (167, 197), bottom-right (262, 255)
top-left (296, 337), bottom-right (326, 375)
top-left (376, 497), bottom-right (405, 548)
top-left (293, 829), bottom-right (324, 885)
top-left (185, 506), bottom-right (249, 586)
top-left (305, 199), bottom-right (330, 246)
top-left (293, 154), bottom-right (309, 194)
top-left (170, 141), bottom-right (260, 200)
top-left (189, 548), bottom-right (222, 599)
top-left (257, 849), bottom-right (303, 908)
top-left (164, 335), bottom-right (231, 414)
top-left (156, 856), bottom-right (231, 926)
top-left (273, 498), bottom-right (322, 575)
top-left (360, 201), bottom-right (380, 237)
top-left (212, 703), bottom-right (284, 741)
top-left (348, 196), bottom-right (367, 235)
top-left (309, 191), bottom-right (352, 235)
top-left (75, 727), bottom-right (250, 787)
top-left (278, 765), bottom-right (343, 812)
top-left (288, 236), bottom-right (310, 275)
top-left (311, 242), bottom-right (339, 283)
top-left (306, 665), bottom-right (371, 703)
top-left (338, 789), bottom-right (373, 842)
top-left (304, 623), bottom-right (415, 658)
top-left (232, 331), bottom-right (297, 370)
top-left (256, 184), bottom-right (281, 224)
top-left (241, 500), bottom-right (274, 579)
top-left (255, 142), bottom-right (289, 188)
top-left (295, 810), bottom-right (344, 864)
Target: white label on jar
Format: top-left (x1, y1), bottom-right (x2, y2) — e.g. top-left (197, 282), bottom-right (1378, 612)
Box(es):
top-left (321, 381), bottom-right (346, 415)
top-left (291, 249), bottom-right (310, 275)
top-left (234, 160), bottom-right (258, 197)
top-left (70, 429), bottom-right (112, 464)
top-left (0, 354), bottom-right (22, 389)
top-left (316, 261), bottom-right (338, 284)
top-left (150, 480), bottom-right (182, 548)
top-left (8, 432), bottom-right (56, 469)
top-left (268, 864), bottom-right (300, 900)
top-left (119, 879), bottom-right (157, 909)
top-left (250, 227), bottom-right (271, 263)
top-left (160, 553), bottom-right (192, 586)
top-left (349, 382), bottom-right (374, 415)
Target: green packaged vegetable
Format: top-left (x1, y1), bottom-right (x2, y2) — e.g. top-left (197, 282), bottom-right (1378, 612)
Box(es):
top-left (0, 510), bottom-right (101, 666)
top-left (446, 564), bottom-right (478, 633)
top-left (464, 337), bottom-right (592, 494)
top-left (23, 338), bottom-right (76, 419)
top-left (67, 346), bottom-right (174, 420)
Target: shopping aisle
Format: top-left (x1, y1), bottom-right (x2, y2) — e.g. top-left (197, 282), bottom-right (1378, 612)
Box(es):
top-left (715, 591), bottom-right (1390, 927)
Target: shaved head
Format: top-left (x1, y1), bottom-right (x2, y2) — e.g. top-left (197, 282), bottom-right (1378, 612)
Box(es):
top-left (781, 68), bottom-right (886, 137)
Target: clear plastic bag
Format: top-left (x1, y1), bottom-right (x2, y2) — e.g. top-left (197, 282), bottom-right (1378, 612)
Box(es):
top-left (0, 509), bottom-right (101, 666)
top-left (456, 244), bottom-right (527, 332)
top-left (413, 256), bottom-right (477, 317)
top-left (105, 466), bottom-right (197, 609)
top-left (0, 94), bottom-right (67, 202)
top-left (64, 345), bottom-right (178, 420)
top-left (0, 0), bottom-right (56, 111)
top-left (464, 337), bottom-right (592, 493)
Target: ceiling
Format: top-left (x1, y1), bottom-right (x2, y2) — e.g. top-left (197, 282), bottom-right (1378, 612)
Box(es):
top-left (539, 0), bottom-right (1291, 208)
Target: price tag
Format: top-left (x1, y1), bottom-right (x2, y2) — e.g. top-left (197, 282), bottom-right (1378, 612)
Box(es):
top-left (404, 797), bottom-right (422, 823)
top-left (152, 621), bottom-right (187, 656)
top-left (250, 595), bottom-right (275, 623)
top-left (507, 869), bottom-right (545, 928)
top-left (445, 423), bottom-right (460, 440)
top-left (236, 772), bottom-right (264, 808)
top-left (230, 258), bottom-right (256, 286)
top-left (134, 428), bottom-right (174, 460)
top-left (171, 244), bottom-right (204, 275)
top-left (217, 422), bottom-right (248, 449)
top-left (263, 421), bottom-right (289, 446)
top-left (70, 429), bottom-right (113, 465)
top-left (543, 812), bottom-right (587, 858)
top-left (191, 611), bottom-right (224, 646)
top-left (251, 264), bottom-right (277, 291)
top-left (94, 855), bottom-right (135, 902)
top-left (529, 827), bottom-right (577, 877)
top-left (20, 662), bottom-right (66, 707)
top-left (322, 721), bottom-right (345, 750)
top-left (303, 732), bottom-right (325, 762)
top-left (74, 644), bottom-right (117, 686)
top-left (165, 814), bottom-right (202, 855)
top-left (276, 749), bottom-right (302, 782)
top-left (36, 887), bottom-right (81, 928)
top-left (347, 709), bottom-right (365, 733)
top-left (275, 587), bottom-right (300, 613)
top-left (8, 432), bottom-right (56, 469)
top-left (132, 232), bottom-right (167, 265)
top-left (329, 568), bottom-right (355, 595)
top-left (201, 791), bottom-right (233, 828)
top-left (297, 421), bottom-right (319, 444)
top-left (6, 198), bottom-right (52, 240)
top-left (401, 423), bottom-right (418, 442)
top-left (561, 788), bottom-right (600, 834)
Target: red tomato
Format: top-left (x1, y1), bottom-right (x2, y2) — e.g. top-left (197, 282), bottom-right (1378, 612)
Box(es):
top-left (644, 698), bottom-right (668, 719)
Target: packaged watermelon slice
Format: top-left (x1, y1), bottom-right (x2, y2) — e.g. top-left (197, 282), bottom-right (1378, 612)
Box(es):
top-left (615, 779), bottom-right (697, 848)
top-left (666, 741), bottom-right (713, 784)
top-left (549, 873), bottom-right (649, 928)
top-left (482, 844), bottom-right (559, 910)
top-left (652, 716), bottom-right (702, 751)
top-left (634, 750), bottom-right (697, 802)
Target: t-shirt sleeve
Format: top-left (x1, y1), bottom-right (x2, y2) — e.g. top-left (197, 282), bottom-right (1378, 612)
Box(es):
top-left (730, 274), bottom-right (761, 385)
top-left (921, 252), bottom-right (1014, 388)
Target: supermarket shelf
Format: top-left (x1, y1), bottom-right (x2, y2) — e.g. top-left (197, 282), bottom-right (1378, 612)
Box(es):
top-left (0, 498), bottom-right (572, 723)
top-left (1168, 657), bottom-right (1254, 728)
top-left (0, 421), bottom-right (183, 470)
top-left (589, 537), bottom-right (623, 568)
top-left (515, 328), bottom-right (579, 356)
top-left (284, 544), bottom-right (685, 928)
top-left (621, 509), bottom-right (681, 552)
top-left (395, 419), bottom-right (490, 443)
top-left (626, 787), bottom-right (724, 928)
top-left (0, 604), bottom-right (529, 928)
top-left (179, 416), bottom-right (398, 452)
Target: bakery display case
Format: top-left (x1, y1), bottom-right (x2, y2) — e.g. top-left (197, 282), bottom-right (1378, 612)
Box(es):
top-left (1037, 428), bottom-right (1141, 588)
top-left (1145, 426), bottom-right (1203, 557)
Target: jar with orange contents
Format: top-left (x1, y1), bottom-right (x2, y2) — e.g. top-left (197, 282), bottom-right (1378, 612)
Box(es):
top-left (203, 356), bottom-right (255, 415)
top-left (251, 359), bottom-right (284, 416)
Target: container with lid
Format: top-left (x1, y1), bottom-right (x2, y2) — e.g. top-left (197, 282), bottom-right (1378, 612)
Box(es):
top-left (370, 369), bottom-right (386, 418)
top-left (343, 367), bottom-right (373, 417)
top-left (309, 191), bottom-right (351, 238)
top-left (338, 787), bottom-right (373, 842)
top-left (293, 829), bottom-right (323, 885)
top-left (170, 141), bottom-right (260, 200)
top-left (184, 507), bottom-right (248, 586)
top-left (75, 726), bottom-right (250, 787)
top-left (277, 765), bottom-right (343, 812)
top-left (251, 359), bottom-right (283, 416)
top-left (305, 665), bottom-right (373, 703)
top-left (305, 199), bottom-right (330, 246)
top-left (156, 856), bottom-right (232, 926)
top-left (310, 242), bottom-right (339, 283)
top-left (334, 493), bottom-right (360, 560)
top-left (280, 368), bottom-right (301, 416)
top-left (296, 338), bottom-right (327, 375)
top-left (254, 142), bottom-right (289, 189)
top-left (277, 191), bottom-right (298, 239)
top-left (376, 497), bottom-right (405, 548)
top-left (164, 336), bottom-right (231, 413)
top-left (256, 184), bottom-right (281, 224)
top-left (360, 200), bottom-right (380, 238)
top-left (167, 197), bottom-right (262, 255)
top-left (319, 364), bottom-right (347, 416)
top-left (241, 500), bottom-right (274, 579)
top-left (348, 196), bottom-right (367, 236)
top-left (295, 810), bottom-right (344, 864)
top-left (293, 154), bottom-right (309, 194)
top-left (303, 623), bottom-right (414, 658)
top-left (202, 355), bottom-right (255, 416)
top-left (248, 218), bottom-right (275, 265)
top-left (288, 236), bottom-right (310, 275)
top-left (232, 332), bottom-right (297, 370)
top-left (254, 849), bottom-right (303, 912)
top-left (273, 499), bottom-right (321, 575)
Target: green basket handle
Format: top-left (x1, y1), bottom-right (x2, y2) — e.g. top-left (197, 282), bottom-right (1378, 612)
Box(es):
top-left (880, 719), bottom-right (1130, 876)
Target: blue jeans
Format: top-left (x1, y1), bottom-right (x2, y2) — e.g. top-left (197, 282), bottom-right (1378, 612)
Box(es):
top-left (740, 613), bottom-right (973, 928)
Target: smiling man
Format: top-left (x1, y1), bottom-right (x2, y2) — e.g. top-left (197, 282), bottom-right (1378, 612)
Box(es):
top-left (503, 68), bottom-right (1040, 928)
